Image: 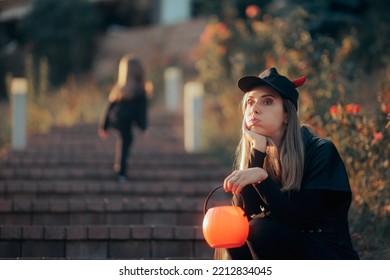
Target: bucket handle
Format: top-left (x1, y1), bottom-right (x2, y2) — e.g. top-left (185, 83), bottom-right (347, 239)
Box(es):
top-left (203, 185), bottom-right (246, 215)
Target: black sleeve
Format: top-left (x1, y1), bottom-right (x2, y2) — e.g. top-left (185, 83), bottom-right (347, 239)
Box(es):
top-left (249, 149), bottom-right (266, 168)
top-left (232, 149), bottom-right (267, 216)
top-left (252, 139), bottom-right (352, 228)
top-left (99, 102), bottom-right (114, 130)
top-left (254, 177), bottom-right (350, 227)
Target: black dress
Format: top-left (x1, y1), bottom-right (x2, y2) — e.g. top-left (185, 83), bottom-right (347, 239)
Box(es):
top-left (228, 126), bottom-right (359, 260)
top-left (100, 91), bottom-right (147, 177)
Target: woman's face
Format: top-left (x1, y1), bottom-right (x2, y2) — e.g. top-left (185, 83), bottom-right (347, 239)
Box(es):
top-left (244, 85), bottom-right (287, 144)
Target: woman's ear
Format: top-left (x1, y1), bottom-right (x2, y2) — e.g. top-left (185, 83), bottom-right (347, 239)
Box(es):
top-left (283, 114), bottom-right (289, 124)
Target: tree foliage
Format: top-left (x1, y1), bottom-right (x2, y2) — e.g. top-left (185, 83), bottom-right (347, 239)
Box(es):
top-left (21, 0), bottom-right (101, 86)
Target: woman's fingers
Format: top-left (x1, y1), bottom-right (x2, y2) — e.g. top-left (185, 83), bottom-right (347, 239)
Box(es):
top-left (223, 171), bottom-right (247, 194)
top-left (223, 172), bottom-right (238, 192)
top-left (243, 125), bottom-right (267, 152)
top-left (223, 168), bottom-right (268, 194)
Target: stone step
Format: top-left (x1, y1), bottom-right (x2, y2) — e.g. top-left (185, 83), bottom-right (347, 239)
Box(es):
top-left (0, 224), bottom-right (213, 259)
top-left (0, 195), bottom-right (229, 226)
top-left (23, 137), bottom-right (183, 153)
top-left (0, 180), bottom-right (226, 200)
top-left (27, 128), bottom-right (182, 142)
top-left (0, 109), bottom-right (224, 259)
top-left (0, 167), bottom-right (229, 181)
top-left (0, 154), bottom-right (223, 167)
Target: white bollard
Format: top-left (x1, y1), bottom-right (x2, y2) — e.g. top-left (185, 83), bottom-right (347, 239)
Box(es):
top-left (184, 81), bottom-right (203, 153)
top-left (160, 0), bottom-right (191, 24)
top-left (11, 78), bottom-right (28, 150)
top-left (164, 67), bottom-right (182, 112)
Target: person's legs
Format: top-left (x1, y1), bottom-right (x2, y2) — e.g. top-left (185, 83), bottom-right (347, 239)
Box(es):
top-left (115, 128), bottom-right (133, 178)
top-left (114, 131), bottom-right (122, 173)
top-left (246, 217), bottom-right (311, 260)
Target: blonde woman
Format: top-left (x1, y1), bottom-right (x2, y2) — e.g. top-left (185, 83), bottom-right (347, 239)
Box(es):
top-left (99, 54), bottom-right (148, 182)
top-left (223, 68), bottom-right (359, 259)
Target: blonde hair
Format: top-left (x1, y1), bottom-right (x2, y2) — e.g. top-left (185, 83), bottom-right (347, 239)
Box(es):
top-left (108, 54), bottom-right (146, 102)
top-left (234, 93), bottom-right (305, 192)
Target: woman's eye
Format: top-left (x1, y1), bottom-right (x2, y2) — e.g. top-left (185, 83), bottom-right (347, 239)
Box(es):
top-left (247, 99), bottom-right (254, 106)
top-left (262, 98), bottom-right (273, 105)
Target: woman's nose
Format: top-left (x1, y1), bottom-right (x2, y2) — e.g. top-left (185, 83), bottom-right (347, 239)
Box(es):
top-left (251, 104), bottom-right (259, 115)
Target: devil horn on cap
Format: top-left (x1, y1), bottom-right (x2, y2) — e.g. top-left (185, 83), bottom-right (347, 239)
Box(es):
top-left (293, 76), bottom-right (306, 88)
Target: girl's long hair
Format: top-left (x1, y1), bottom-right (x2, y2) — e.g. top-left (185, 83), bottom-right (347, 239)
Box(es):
top-left (234, 94), bottom-right (305, 192)
top-left (108, 54), bottom-right (146, 102)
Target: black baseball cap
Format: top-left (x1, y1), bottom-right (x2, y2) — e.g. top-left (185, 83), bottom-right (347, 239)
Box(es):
top-left (238, 67), bottom-right (306, 110)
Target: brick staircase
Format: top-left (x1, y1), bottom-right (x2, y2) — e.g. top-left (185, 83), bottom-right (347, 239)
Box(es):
top-left (0, 109), bottom-right (232, 259)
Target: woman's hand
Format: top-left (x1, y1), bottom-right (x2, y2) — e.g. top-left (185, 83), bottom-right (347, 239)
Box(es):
top-left (243, 120), bottom-right (267, 152)
top-left (98, 128), bottom-right (108, 140)
top-left (223, 168), bottom-right (268, 194)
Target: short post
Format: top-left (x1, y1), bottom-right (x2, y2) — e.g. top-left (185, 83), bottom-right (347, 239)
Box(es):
top-left (160, 0), bottom-right (191, 24)
top-left (184, 81), bottom-right (203, 153)
top-left (164, 67), bottom-right (182, 112)
top-left (11, 78), bottom-right (28, 150)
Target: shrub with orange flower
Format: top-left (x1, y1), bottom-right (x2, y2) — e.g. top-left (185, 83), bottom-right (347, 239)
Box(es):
top-left (382, 104), bottom-right (390, 114)
top-left (329, 104), bottom-right (341, 120)
top-left (246, 5), bottom-right (261, 18)
top-left (215, 22), bottom-right (231, 40)
top-left (325, 100), bottom-right (389, 255)
top-left (345, 103), bottom-right (360, 115)
top-left (195, 6), bottom-right (390, 257)
top-left (200, 25), bottom-right (215, 44)
top-left (372, 131), bottom-right (384, 144)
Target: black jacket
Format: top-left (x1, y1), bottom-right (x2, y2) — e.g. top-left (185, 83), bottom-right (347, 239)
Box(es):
top-left (100, 93), bottom-right (147, 133)
top-left (235, 126), bottom-right (359, 259)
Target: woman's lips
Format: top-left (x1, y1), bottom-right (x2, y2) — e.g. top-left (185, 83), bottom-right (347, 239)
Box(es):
top-left (249, 118), bottom-right (259, 125)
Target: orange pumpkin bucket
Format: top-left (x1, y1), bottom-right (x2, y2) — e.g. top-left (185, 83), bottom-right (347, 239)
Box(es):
top-left (202, 186), bottom-right (249, 248)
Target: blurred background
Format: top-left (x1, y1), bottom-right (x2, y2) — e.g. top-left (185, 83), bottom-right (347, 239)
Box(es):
top-left (0, 0), bottom-right (389, 258)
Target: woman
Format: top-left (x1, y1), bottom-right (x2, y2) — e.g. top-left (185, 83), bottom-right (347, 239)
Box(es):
top-left (223, 67), bottom-right (359, 259)
top-left (99, 54), bottom-right (148, 182)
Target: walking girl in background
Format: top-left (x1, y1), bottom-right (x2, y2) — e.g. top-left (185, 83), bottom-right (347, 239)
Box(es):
top-left (223, 67), bottom-right (359, 259)
top-left (99, 54), bottom-right (148, 182)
